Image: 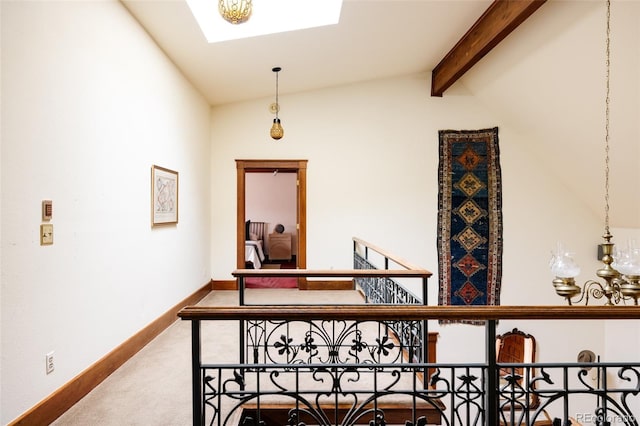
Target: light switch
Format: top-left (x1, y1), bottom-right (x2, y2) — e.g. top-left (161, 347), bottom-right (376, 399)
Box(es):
top-left (40, 224), bottom-right (53, 245)
top-left (42, 200), bottom-right (52, 221)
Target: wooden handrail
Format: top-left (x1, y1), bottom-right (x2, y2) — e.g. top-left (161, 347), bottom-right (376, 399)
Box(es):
top-left (179, 304), bottom-right (640, 321)
top-left (232, 268), bottom-right (431, 278)
top-left (353, 237), bottom-right (427, 271)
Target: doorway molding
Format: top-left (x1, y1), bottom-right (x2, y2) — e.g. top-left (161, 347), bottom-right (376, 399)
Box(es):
top-left (236, 159), bottom-right (307, 273)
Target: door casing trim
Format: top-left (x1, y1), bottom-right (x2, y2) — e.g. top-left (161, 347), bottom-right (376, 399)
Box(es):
top-left (236, 159), bottom-right (307, 274)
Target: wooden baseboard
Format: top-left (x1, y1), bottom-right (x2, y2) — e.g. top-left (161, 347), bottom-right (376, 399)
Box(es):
top-left (299, 279), bottom-right (354, 291)
top-left (213, 279), bottom-right (356, 291)
top-left (8, 281), bottom-right (213, 426)
top-left (212, 279), bottom-right (237, 290)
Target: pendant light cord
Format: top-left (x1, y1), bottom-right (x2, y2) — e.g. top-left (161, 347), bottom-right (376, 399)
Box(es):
top-left (275, 70), bottom-right (280, 120)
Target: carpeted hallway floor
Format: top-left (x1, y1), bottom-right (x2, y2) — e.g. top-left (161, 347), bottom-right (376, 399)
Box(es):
top-left (52, 289), bottom-right (365, 426)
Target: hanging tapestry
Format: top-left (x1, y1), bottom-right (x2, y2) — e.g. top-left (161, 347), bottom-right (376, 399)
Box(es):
top-left (437, 127), bottom-right (503, 324)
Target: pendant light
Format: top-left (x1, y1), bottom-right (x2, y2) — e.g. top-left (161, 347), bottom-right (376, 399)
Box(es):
top-left (270, 67), bottom-right (284, 140)
top-left (219, 0), bottom-right (252, 25)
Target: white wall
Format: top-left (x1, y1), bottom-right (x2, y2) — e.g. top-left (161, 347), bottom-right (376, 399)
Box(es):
top-left (0, 1), bottom-right (211, 423)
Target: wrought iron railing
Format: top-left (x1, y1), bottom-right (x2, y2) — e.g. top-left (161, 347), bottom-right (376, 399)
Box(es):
top-left (182, 240), bottom-right (640, 425)
top-left (353, 237), bottom-right (427, 306)
top-left (234, 268), bottom-right (433, 367)
top-left (353, 238), bottom-right (431, 365)
top-left (180, 296), bottom-right (640, 426)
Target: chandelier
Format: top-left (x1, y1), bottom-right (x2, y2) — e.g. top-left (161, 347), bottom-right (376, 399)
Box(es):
top-left (550, 0), bottom-right (640, 306)
top-left (219, 0), bottom-right (252, 25)
top-left (270, 67), bottom-right (284, 140)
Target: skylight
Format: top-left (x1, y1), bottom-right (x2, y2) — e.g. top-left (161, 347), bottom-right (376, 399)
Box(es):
top-left (186, 0), bottom-right (344, 43)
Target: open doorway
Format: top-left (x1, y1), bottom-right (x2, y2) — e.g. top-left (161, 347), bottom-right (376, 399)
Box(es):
top-left (236, 159), bottom-right (307, 275)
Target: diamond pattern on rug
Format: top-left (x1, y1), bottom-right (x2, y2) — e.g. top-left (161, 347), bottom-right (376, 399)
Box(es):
top-left (454, 227), bottom-right (486, 252)
top-left (455, 173), bottom-right (485, 198)
top-left (454, 199), bottom-right (485, 224)
top-left (455, 281), bottom-right (484, 305)
top-left (455, 254), bottom-right (485, 277)
top-left (456, 146), bottom-right (482, 170)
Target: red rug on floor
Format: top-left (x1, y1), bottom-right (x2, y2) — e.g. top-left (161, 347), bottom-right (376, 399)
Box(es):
top-left (245, 277), bottom-right (298, 289)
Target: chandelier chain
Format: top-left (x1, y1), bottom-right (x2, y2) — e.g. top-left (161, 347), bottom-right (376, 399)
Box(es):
top-left (604, 0), bottom-right (611, 235)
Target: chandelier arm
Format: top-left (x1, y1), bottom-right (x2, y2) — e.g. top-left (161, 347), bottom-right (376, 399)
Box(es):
top-left (584, 280), bottom-right (618, 305)
top-left (570, 284), bottom-right (588, 306)
top-left (583, 280), bottom-right (604, 305)
top-left (613, 276), bottom-right (640, 305)
top-left (613, 284), bottom-right (622, 304)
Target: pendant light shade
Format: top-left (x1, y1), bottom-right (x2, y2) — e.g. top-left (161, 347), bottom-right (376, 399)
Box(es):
top-left (219, 0), bottom-right (252, 25)
top-left (271, 118), bottom-right (284, 140)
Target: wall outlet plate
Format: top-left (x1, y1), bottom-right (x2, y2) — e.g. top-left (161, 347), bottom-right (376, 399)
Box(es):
top-left (40, 224), bottom-right (53, 245)
top-left (46, 351), bottom-right (54, 374)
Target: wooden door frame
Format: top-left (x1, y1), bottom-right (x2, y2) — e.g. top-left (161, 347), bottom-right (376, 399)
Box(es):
top-left (236, 159), bottom-right (307, 274)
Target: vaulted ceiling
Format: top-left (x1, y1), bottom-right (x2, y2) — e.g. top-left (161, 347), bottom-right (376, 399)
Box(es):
top-left (121, 0), bottom-right (639, 228)
top-left (122, 0), bottom-right (541, 105)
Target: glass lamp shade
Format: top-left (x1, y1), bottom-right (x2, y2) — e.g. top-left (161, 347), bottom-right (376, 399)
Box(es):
top-left (270, 118), bottom-right (284, 140)
top-left (550, 242), bottom-right (581, 278)
top-left (615, 240), bottom-right (640, 276)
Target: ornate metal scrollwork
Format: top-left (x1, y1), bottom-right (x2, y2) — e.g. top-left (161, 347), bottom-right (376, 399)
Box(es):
top-left (200, 360), bottom-right (640, 426)
top-left (246, 319), bottom-right (408, 366)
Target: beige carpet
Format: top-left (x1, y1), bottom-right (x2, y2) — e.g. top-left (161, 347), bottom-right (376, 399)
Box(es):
top-left (52, 289), bottom-right (365, 426)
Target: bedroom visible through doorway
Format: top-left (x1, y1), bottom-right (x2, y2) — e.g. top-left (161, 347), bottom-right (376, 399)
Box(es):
top-left (236, 160), bottom-right (307, 282)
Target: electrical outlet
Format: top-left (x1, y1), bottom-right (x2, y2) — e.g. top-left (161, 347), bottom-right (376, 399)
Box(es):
top-left (46, 351), bottom-right (55, 374)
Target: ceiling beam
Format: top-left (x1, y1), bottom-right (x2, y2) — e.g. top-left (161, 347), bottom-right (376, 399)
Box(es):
top-left (431, 0), bottom-right (547, 97)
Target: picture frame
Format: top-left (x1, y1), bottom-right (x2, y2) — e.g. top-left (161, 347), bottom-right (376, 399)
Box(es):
top-left (151, 165), bottom-right (179, 226)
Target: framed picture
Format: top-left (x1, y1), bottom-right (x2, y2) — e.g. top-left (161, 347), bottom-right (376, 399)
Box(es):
top-left (151, 165), bottom-right (178, 226)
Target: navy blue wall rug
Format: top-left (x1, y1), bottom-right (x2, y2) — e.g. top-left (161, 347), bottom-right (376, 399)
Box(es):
top-left (437, 127), bottom-right (503, 324)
